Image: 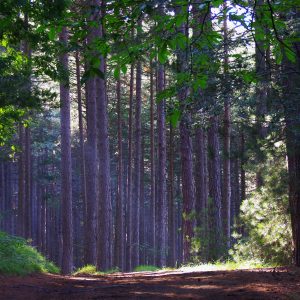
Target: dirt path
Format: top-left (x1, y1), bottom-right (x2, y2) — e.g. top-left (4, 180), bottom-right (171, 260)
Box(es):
top-left (1, 267), bottom-right (300, 299)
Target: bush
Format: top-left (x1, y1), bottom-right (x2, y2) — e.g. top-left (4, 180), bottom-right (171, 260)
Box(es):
top-left (74, 265), bottom-right (120, 276)
top-left (0, 231), bottom-right (59, 275)
top-left (74, 264), bottom-right (99, 275)
top-left (230, 159), bottom-right (293, 265)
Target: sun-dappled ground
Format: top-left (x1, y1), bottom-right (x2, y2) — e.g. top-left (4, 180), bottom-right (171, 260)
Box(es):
top-left (1, 267), bottom-right (300, 299)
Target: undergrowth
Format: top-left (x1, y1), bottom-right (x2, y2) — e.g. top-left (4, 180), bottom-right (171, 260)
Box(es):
top-left (74, 265), bottom-right (120, 276)
top-left (179, 260), bottom-right (274, 272)
top-left (0, 231), bottom-right (59, 276)
top-left (134, 265), bottom-right (160, 272)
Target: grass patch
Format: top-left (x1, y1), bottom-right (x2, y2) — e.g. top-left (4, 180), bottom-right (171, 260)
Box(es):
top-left (134, 265), bottom-right (160, 272)
top-left (0, 231), bottom-right (59, 276)
top-left (74, 265), bottom-right (101, 276)
top-left (74, 265), bottom-right (120, 276)
top-left (179, 260), bottom-right (275, 273)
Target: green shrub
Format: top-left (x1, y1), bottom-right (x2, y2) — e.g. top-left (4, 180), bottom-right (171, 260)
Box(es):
top-left (0, 231), bottom-right (59, 275)
top-left (230, 159), bottom-right (293, 265)
top-left (134, 265), bottom-right (159, 272)
top-left (74, 264), bottom-right (99, 275)
top-left (74, 265), bottom-right (120, 276)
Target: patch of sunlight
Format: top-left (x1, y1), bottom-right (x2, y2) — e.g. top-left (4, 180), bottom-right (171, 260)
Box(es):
top-left (179, 260), bottom-right (269, 273)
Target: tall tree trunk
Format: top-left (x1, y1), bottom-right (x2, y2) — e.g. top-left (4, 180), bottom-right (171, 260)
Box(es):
top-left (255, 0), bottom-right (268, 188)
top-left (167, 123), bottom-right (176, 267)
top-left (115, 79), bottom-right (125, 270)
top-left (126, 64), bottom-right (134, 271)
top-left (194, 127), bottom-right (208, 260)
top-left (208, 116), bottom-right (223, 260)
top-left (17, 124), bottom-right (25, 237)
top-left (59, 27), bottom-right (73, 274)
top-left (282, 9), bottom-right (300, 265)
top-left (24, 127), bottom-right (32, 240)
top-left (140, 137), bottom-right (145, 265)
top-left (132, 42), bottom-right (142, 269)
top-left (84, 3), bottom-right (98, 265)
top-left (156, 63), bottom-right (167, 267)
top-left (222, 2), bottom-right (231, 250)
top-left (96, 0), bottom-right (112, 271)
top-left (177, 8), bottom-right (196, 263)
top-left (149, 61), bottom-right (156, 265)
top-left (75, 51), bottom-right (88, 264)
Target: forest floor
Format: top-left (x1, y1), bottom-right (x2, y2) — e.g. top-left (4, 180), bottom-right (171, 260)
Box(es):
top-left (1, 267), bottom-right (300, 299)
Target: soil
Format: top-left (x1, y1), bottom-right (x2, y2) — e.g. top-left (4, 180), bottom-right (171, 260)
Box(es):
top-left (1, 267), bottom-right (300, 299)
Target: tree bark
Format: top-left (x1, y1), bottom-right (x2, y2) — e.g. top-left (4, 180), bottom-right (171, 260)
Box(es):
top-left (132, 45), bottom-right (142, 269)
top-left (59, 26), bottom-right (73, 274)
top-left (194, 127), bottom-right (208, 260)
top-left (126, 63), bottom-right (134, 271)
top-left (96, 0), bottom-right (113, 271)
top-left (208, 116), bottom-right (223, 260)
top-left (156, 63), bottom-right (167, 267)
top-left (222, 2), bottom-right (231, 250)
top-left (167, 123), bottom-right (176, 267)
top-left (177, 7), bottom-right (196, 263)
top-left (149, 61), bottom-right (156, 266)
top-left (255, 0), bottom-right (268, 188)
top-left (282, 9), bottom-right (300, 265)
top-left (115, 79), bottom-right (125, 270)
top-left (84, 2), bottom-right (98, 265)
top-left (75, 51), bottom-right (89, 264)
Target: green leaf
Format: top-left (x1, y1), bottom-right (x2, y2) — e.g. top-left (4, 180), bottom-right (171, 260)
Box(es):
top-left (114, 67), bottom-right (120, 79)
top-left (48, 27), bottom-right (56, 41)
top-left (169, 109), bottom-right (181, 127)
top-left (121, 65), bottom-right (127, 75)
top-left (285, 47), bottom-right (296, 63)
top-left (158, 43), bottom-right (168, 64)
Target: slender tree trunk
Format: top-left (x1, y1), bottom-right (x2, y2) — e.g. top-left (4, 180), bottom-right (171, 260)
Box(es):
top-left (222, 2), bottom-right (231, 250)
top-left (75, 51), bottom-right (89, 264)
top-left (177, 9), bottom-right (196, 262)
top-left (126, 64), bottom-right (134, 271)
top-left (132, 43), bottom-right (142, 269)
top-left (156, 63), bottom-right (167, 267)
top-left (96, 0), bottom-right (112, 271)
top-left (149, 61), bottom-right (156, 265)
top-left (18, 124), bottom-right (25, 237)
top-left (208, 116), bottom-right (223, 260)
top-left (24, 127), bottom-right (32, 240)
top-left (167, 123), bottom-right (176, 267)
top-left (84, 4), bottom-right (98, 264)
top-left (194, 127), bottom-right (208, 260)
top-left (115, 79), bottom-right (125, 270)
top-left (240, 129), bottom-right (246, 203)
top-left (140, 137), bottom-right (145, 265)
top-left (59, 26), bottom-right (73, 274)
top-left (255, 0), bottom-right (268, 188)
